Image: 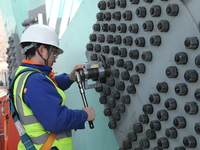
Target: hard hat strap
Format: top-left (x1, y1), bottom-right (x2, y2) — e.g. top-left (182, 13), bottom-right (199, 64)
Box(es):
top-left (46, 46), bottom-right (53, 65)
top-left (37, 45), bottom-right (53, 66)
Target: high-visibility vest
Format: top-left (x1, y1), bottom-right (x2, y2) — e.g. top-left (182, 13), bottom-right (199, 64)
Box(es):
top-left (13, 66), bottom-right (73, 150)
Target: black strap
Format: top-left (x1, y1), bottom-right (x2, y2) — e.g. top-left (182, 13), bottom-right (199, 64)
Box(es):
top-left (8, 68), bottom-right (42, 150)
top-left (9, 68), bottom-right (41, 119)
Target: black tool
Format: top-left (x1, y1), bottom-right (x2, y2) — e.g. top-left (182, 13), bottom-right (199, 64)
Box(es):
top-left (75, 71), bottom-right (94, 129)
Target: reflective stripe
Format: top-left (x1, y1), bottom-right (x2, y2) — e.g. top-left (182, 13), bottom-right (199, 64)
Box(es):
top-left (14, 70), bottom-right (72, 146)
top-left (16, 71), bottom-right (39, 125)
top-left (15, 71), bottom-right (50, 145)
top-left (31, 133), bottom-right (49, 145)
top-left (56, 131), bottom-right (72, 140)
top-left (31, 131), bottom-right (72, 145)
top-left (20, 115), bottom-right (38, 125)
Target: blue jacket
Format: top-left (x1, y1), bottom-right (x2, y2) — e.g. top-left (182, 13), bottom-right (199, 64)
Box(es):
top-left (20, 60), bottom-right (88, 135)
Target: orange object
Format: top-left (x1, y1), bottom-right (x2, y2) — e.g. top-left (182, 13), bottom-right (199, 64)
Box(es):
top-left (0, 94), bottom-right (20, 150)
top-left (40, 133), bottom-right (56, 150)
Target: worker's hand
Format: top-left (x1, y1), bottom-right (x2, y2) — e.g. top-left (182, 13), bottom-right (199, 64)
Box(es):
top-left (69, 64), bottom-right (84, 81)
top-left (82, 107), bottom-right (95, 121)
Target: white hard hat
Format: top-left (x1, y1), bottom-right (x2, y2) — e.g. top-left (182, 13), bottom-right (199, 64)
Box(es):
top-left (20, 24), bottom-right (63, 54)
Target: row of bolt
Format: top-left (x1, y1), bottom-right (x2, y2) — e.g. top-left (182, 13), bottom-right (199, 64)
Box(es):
top-left (98, 1), bottom-right (179, 18)
top-left (93, 20), bottom-right (170, 33)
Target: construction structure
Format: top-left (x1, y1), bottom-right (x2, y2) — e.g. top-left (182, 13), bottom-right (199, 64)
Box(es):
top-left (1, 0), bottom-right (200, 149)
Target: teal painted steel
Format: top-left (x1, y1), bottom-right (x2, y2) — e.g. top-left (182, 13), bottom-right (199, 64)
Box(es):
top-left (0, 0), bottom-right (18, 36)
top-left (54, 0), bottom-right (119, 150)
top-left (0, 0), bottom-right (45, 37)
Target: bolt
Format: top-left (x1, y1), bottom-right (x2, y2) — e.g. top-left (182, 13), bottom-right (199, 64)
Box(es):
top-left (129, 50), bottom-right (139, 59)
top-left (150, 120), bottom-right (161, 131)
top-left (136, 7), bottom-right (146, 18)
top-left (157, 20), bottom-right (170, 32)
top-left (165, 98), bottom-right (177, 110)
top-left (175, 83), bottom-right (188, 96)
top-left (150, 5), bottom-right (161, 17)
top-left (150, 35), bottom-right (161, 46)
top-left (183, 136), bottom-right (197, 148)
top-left (173, 116), bottom-right (186, 129)
top-left (129, 24), bottom-right (139, 33)
top-left (166, 4), bottom-right (179, 16)
top-left (165, 66), bottom-right (178, 78)
top-left (133, 123), bottom-right (143, 133)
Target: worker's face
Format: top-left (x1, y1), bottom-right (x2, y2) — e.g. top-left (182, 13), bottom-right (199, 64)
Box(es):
top-left (48, 47), bottom-right (59, 67)
top-left (37, 45), bottom-right (59, 66)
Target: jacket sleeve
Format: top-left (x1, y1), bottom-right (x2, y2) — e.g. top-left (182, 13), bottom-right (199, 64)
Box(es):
top-left (23, 73), bottom-right (88, 134)
top-left (54, 73), bottom-right (74, 90)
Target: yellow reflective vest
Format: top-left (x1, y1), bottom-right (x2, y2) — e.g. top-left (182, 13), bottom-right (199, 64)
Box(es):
top-left (13, 66), bottom-right (73, 150)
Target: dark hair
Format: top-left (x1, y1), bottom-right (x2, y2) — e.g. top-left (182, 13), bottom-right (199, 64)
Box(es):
top-left (21, 42), bottom-right (51, 58)
top-left (21, 42), bottom-right (36, 58)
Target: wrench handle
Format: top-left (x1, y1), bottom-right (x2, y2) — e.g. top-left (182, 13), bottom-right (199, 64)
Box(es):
top-left (88, 121), bottom-right (94, 129)
top-left (75, 71), bottom-right (95, 129)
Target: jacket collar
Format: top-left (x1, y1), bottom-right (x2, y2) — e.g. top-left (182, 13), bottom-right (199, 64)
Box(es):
top-left (21, 59), bottom-right (52, 75)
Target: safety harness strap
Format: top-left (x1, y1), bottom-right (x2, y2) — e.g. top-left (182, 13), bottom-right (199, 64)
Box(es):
top-left (40, 133), bottom-right (56, 150)
top-left (9, 67), bottom-right (69, 149)
top-left (9, 68), bottom-right (40, 150)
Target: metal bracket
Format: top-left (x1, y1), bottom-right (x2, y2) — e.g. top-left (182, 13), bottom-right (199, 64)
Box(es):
top-left (1, 95), bottom-right (10, 118)
top-left (84, 80), bottom-right (102, 90)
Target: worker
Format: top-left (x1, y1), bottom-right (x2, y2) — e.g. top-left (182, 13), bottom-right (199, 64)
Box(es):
top-left (11, 24), bottom-right (95, 150)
